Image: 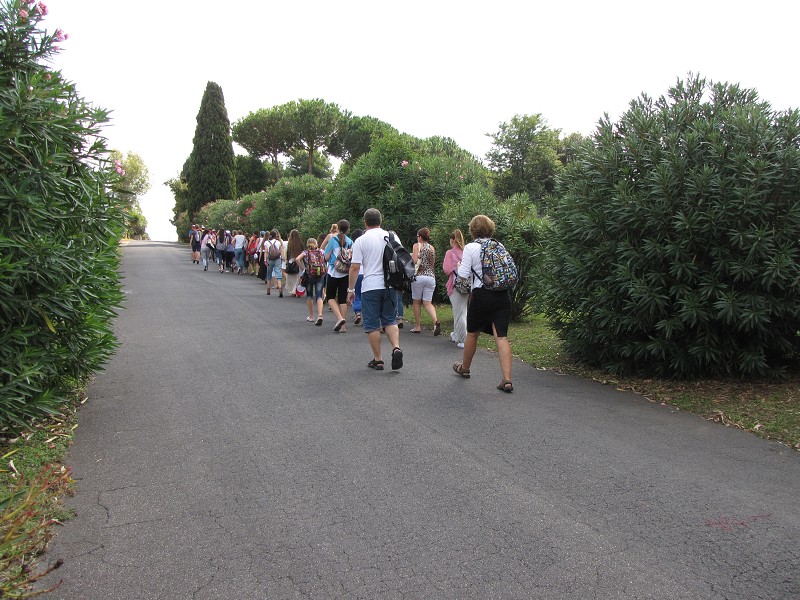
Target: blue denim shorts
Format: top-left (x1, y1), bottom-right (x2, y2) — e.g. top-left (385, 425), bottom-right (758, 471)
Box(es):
top-left (266, 259), bottom-right (282, 280)
top-left (361, 288), bottom-right (398, 333)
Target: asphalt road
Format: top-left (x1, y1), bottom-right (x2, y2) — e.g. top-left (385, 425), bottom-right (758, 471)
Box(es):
top-left (38, 241), bottom-right (800, 599)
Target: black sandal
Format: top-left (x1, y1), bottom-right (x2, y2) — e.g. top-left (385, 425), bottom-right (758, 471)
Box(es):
top-left (368, 359), bottom-right (384, 370)
top-left (391, 347), bottom-right (404, 370)
top-left (497, 380), bottom-right (513, 393)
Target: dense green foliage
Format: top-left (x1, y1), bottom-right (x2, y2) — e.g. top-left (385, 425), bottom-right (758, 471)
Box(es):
top-left (234, 154), bottom-right (269, 195)
top-left (249, 175), bottom-right (333, 239)
top-left (0, 0), bottom-right (124, 431)
top-left (333, 134), bottom-right (489, 245)
top-left (486, 114), bottom-right (563, 207)
top-left (185, 82), bottom-right (236, 218)
top-left (544, 75), bottom-right (800, 378)
top-left (285, 149), bottom-right (333, 179)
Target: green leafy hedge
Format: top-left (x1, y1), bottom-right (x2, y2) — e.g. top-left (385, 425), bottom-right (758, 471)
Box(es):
top-left (544, 75), bottom-right (800, 378)
top-left (0, 0), bottom-right (124, 431)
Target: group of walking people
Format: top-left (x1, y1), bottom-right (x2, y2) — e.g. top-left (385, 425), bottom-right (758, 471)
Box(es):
top-left (188, 210), bottom-right (514, 393)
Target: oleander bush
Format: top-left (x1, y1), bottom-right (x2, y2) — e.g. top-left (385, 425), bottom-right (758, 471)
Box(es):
top-left (543, 75), bottom-right (800, 378)
top-left (0, 0), bottom-right (124, 432)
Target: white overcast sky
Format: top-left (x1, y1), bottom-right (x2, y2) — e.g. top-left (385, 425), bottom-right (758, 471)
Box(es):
top-left (45, 0), bottom-right (800, 241)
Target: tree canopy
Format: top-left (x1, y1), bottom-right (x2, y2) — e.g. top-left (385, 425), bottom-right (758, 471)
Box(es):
top-left (486, 114), bottom-right (562, 205)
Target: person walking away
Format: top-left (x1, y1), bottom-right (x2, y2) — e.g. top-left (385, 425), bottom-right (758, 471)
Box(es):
top-left (215, 227), bottom-right (228, 273)
top-left (245, 232), bottom-right (259, 275)
top-left (350, 229), bottom-right (364, 324)
top-left (320, 223), bottom-right (338, 253)
top-left (409, 227), bottom-right (440, 335)
top-left (265, 230), bottom-right (284, 297)
top-left (189, 225), bottom-right (201, 264)
top-left (225, 232), bottom-right (235, 272)
top-left (255, 231), bottom-right (267, 280)
top-left (284, 229), bottom-right (304, 296)
top-left (347, 208), bottom-right (403, 371)
top-left (297, 238), bottom-right (326, 324)
top-left (453, 215), bottom-right (514, 392)
top-left (443, 229), bottom-right (468, 348)
top-left (200, 228), bottom-right (212, 272)
top-left (233, 230), bottom-right (247, 274)
top-left (324, 219), bottom-right (352, 332)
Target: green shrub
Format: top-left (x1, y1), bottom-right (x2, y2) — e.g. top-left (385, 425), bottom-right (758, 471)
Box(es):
top-left (0, 0), bottom-right (124, 431)
top-left (333, 134), bottom-right (489, 245)
top-left (543, 75), bottom-right (800, 378)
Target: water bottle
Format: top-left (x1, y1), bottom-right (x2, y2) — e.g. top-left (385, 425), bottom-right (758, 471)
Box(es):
top-left (388, 260), bottom-right (396, 273)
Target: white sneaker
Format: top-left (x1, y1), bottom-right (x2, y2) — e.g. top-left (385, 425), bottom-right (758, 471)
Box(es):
top-left (450, 332), bottom-right (456, 343)
top-left (457, 342), bottom-right (464, 348)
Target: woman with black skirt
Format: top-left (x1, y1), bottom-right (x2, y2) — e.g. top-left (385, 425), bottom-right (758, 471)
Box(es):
top-left (452, 214), bottom-right (514, 393)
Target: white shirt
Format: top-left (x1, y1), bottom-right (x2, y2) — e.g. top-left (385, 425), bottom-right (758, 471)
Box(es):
top-left (351, 227), bottom-right (390, 293)
top-left (457, 239), bottom-right (486, 290)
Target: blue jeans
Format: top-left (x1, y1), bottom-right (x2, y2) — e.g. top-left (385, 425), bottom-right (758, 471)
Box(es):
top-left (234, 248), bottom-right (245, 271)
top-left (353, 274), bottom-right (363, 313)
top-left (306, 276), bottom-right (324, 300)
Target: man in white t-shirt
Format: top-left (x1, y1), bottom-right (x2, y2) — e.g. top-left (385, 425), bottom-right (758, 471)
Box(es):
top-left (348, 208), bottom-right (403, 371)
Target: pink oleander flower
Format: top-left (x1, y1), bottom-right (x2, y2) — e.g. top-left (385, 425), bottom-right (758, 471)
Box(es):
top-left (401, 160), bottom-right (409, 167)
top-left (19, 8), bottom-right (28, 18)
top-left (54, 29), bottom-right (68, 41)
top-left (114, 160), bottom-right (125, 176)
top-left (36, 2), bottom-right (47, 15)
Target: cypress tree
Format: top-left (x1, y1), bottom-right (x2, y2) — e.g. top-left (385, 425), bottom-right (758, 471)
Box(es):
top-left (186, 82), bottom-right (236, 218)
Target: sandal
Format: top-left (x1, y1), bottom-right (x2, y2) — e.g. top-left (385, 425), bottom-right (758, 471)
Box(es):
top-left (452, 363), bottom-right (470, 378)
top-left (433, 321), bottom-right (441, 336)
top-left (353, 314), bottom-right (362, 325)
top-left (334, 318), bottom-right (346, 332)
top-left (306, 316), bottom-right (314, 322)
top-left (391, 347), bottom-right (404, 370)
top-left (368, 359), bottom-right (384, 370)
top-left (497, 380), bottom-right (513, 393)
top-left (410, 328), bottom-right (421, 334)
top-left (315, 317), bottom-right (323, 326)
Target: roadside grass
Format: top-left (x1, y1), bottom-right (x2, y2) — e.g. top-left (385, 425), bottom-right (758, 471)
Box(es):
top-left (0, 404), bottom-right (78, 596)
top-left (431, 303), bottom-right (800, 450)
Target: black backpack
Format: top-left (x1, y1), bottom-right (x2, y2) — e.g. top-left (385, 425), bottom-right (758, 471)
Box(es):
top-left (383, 233), bottom-right (415, 291)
